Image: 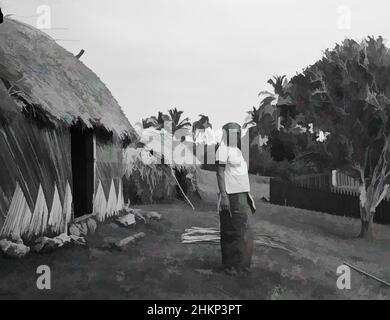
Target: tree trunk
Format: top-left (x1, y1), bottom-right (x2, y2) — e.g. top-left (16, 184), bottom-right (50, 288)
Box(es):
top-left (358, 184), bottom-right (375, 240)
top-left (359, 211), bottom-right (374, 240)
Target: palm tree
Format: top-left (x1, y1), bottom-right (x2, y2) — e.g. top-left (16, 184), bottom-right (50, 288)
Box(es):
top-left (244, 75), bottom-right (291, 135)
top-left (266, 75), bottom-right (288, 97)
top-left (142, 116), bottom-right (158, 129)
top-left (168, 108), bottom-right (191, 134)
top-left (142, 108), bottom-right (191, 137)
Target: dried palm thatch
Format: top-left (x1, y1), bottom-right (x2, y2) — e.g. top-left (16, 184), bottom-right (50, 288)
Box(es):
top-left (181, 227), bottom-right (293, 253)
top-left (123, 148), bottom-right (175, 203)
top-left (122, 146), bottom-right (198, 204)
top-left (0, 18), bottom-right (137, 141)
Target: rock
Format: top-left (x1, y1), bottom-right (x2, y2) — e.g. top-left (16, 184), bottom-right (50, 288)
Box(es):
top-left (0, 239), bottom-right (30, 258)
top-left (87, 218), bottom-right (97, 234)
top-left (115, 232), bottom-right (145, 249)
top-left (145, 211), bottom-right (161, 220)
top-left (5, 243), bottom-right (30, 258)
top-left (134, 213), bottom-right (146, 223)
top-left (0, 239), bottom-right (11, 252)
top-left (74, 213), bottom-right (95, 224)
top-left (56, 233), bottom-right (72, 245)
top-left (116, 213), bottom-right (136, 227)
top-left (69, 221), bottom-right (90, 237)
top-left (80, 222), bottom-right (88, 236)
top-left (33, 236), bottom-right (58, 253)
top-left (133, 210), bottom-right (161, 222)
top-left (69, 224), bottom-right (81, 237)
top-left (33, 233), bottom-right (86, 253)
top-left (10, 233), bottom-right (22, 243)
top-left (101, 233), bottom-right (145, 250)
top-left (129, 209), bottom-right (146, 223)
top-left (69, 234), bottom-right (87, 246)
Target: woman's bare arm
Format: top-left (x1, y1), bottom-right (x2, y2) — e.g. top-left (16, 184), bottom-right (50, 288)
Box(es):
top-left (216, 164), bottom-right (230, 211)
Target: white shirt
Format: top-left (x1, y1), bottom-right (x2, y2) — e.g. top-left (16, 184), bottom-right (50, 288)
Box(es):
top-left (216, 144), bottom-right (250, 194)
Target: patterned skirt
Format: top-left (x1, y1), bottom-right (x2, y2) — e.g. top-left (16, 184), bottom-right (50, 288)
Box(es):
top-left (219, 192), bottom-right (254, 270)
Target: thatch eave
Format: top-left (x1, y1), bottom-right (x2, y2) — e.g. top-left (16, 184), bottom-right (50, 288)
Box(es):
top-left (0, 18), bottom-right (138, 143)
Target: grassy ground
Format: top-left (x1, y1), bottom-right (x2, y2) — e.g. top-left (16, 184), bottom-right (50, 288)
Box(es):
top-left (0, 171), bottom-right (389, 300)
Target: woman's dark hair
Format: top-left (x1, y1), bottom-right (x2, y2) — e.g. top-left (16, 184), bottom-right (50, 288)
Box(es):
top-left (222, 122), bottom-right (242, 150)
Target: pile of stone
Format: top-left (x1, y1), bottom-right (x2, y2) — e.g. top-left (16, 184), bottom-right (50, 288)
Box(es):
top-left (0, 232), bottom-right (86, 257)
top-left (117, 208), bottom-right (161, 226)
top-left (0, 238), bottom-right (30, 258)
top-left (133, 209), bottom-right (161, 223)
top-left (33, 233), bottom-right (86, 253)
top-left (116, 212), bottom-right (136, 227)
top-left (69, 214), bottom-right (97, 237)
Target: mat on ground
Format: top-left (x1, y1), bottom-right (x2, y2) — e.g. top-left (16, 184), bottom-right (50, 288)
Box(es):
top-left (181, 227), bottom-right (292, 253)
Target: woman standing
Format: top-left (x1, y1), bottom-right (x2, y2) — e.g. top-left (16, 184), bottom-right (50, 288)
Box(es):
top-left (216, 122), bottom-right (256, 275)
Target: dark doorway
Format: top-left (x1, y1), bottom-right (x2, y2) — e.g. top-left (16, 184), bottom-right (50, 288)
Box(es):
top-left (71, 125), bottom-right (95, 218)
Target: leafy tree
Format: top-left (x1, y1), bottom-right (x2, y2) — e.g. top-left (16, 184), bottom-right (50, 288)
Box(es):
top-left (243, 76), bottom-right (283, 174)
top-left (288, 36), bottom-right (390, 239)
top-left (268, 130), bottom-right (296, 162)
top-left (244, 75), bottom-right (308, 173)
top-left (192, 115), bottom-right (212, 135)
top-left (142, 111), bottom-right (170, 130)
top-left (244, 75), bottom-right (290, 136)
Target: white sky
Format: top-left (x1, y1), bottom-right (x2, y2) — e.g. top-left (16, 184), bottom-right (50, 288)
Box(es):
top-left (2, 0), bottom-right (390, 129)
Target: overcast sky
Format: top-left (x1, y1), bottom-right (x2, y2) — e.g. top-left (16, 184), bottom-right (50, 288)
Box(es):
top-left (2, 0), bottom-right (390, 129)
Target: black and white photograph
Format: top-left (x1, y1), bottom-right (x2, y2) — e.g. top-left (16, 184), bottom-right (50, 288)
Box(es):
top-left (0, 0), bottom-right (389, 306)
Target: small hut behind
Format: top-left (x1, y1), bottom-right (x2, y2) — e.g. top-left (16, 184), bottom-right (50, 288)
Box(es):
top-left (122, 127), bottom-right (199, 205)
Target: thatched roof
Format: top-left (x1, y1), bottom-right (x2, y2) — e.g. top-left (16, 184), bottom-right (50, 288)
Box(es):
top-left (0, 18), bottom-right (137, 141)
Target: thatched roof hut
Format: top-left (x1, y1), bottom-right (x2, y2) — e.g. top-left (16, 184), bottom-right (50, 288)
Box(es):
top-left (0, 18), bottom-right (138, 241)
top-left (0, 18), bottom-right (137, 139)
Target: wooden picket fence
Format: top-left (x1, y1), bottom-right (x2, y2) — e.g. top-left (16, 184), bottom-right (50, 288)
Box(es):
top-left (270, 178), bottom-right (390, 225)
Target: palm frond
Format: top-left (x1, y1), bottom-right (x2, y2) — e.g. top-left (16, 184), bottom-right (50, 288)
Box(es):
top-left (142, 116), bottom-right (158, 129)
